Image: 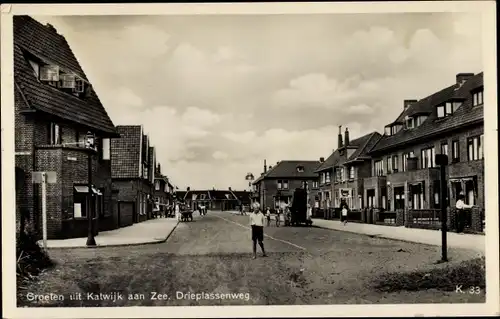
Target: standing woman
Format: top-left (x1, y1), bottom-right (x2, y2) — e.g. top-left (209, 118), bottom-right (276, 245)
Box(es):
top-left (266, 207), bottom-right (271, 227)
top-left (455, 192), bottom-right (475, 233)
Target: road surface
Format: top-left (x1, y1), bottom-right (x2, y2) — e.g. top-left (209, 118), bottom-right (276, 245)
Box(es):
top-left (18, 210), bottom-right (484, 307)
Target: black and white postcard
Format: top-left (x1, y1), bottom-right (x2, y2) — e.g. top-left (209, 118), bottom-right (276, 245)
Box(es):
top-left (1, 2), bottom-right (498, 318)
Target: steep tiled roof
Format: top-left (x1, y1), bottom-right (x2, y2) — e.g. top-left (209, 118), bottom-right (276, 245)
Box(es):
top-left (316, 132), bottom-right (380, 171)
top-left (185, 190), bottom-right (211, 201)
top-left (255, 160), bottom-right (321, 181)
top-left (370, 73), bottom-right (484, 153)
top-left (13, 16), bottom-right (118, 136)
top-left (111, 126), bottom-right (142, 178)
top-left (209, 190), bottom-right (239, 201)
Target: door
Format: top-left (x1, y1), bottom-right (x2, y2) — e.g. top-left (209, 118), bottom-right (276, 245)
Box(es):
top-left (119, 201), bottom-right (135, 227)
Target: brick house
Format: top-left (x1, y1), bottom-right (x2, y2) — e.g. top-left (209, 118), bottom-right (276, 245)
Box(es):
top-left (110, 125), bottom-right (156, 226)
top-left (153, 163), bottom-right (174, 215)
top-left (315, 127), bottom-right (381, 217)
top-left (231, 190), bottom-right (252, 210)
top-left (182, 188), bottom-right (240, 211)
top-left (367, 72), bottom-right (484, 231)
top-left (252, 160), bottom-right (321, 211)
top-left (14, 16), bottom-right (120, 239)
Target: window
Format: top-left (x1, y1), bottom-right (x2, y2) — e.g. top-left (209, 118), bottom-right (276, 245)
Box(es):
top-left (326, 172), bottom-right (331, 183)
top-left (39, 65), bottom-right (60, 82)
top-left (101, 138), bottom-right (110, 160)
top-left (28, 60), bottom-right (40, 77)
top-left (441, 143), bottom-right (448, 156)
top-left (467, 135), bottom-right (483, 161)
top-left (48, 122), bottom-right (61, 145)
top-left (386, 156), bottom-right (392, 174)
top-left (320, 172), bottom-right (325, 185)
top-left (392, 155), bottom-right (399, 172)
top-left (437, 105), bottom-right (445, 118)
top-left (411, 184), bottom-right (424, 210)
top-left (391, 125), bottom-right (402, 135)
top-left (452, 101), bottom-right (462, 112)
top-left (277, 180), bottom-right (288, 189)
top-left (335, 168), bottom-right (341, 182)
top-left (73, 187), bottom-right (87, 218)
top-left (402, 153), bottom-right (409, 172)
top-left (374, 160), bottom-right (384, 176)
top-left (60, 73), bottom-right (76, 89)
top-left (339, 168), bottom-right (344, 181)
top-left (384, 126), bottom-right (391, 136)
top-left (452, 140), bottom-right (460, 162)
top-left (416, 116), bottom-right (428, 126)
top-left (349, 166), bottom-right (355, 179)
top-left (296, 165), bottom-right (304, 173)
top-left (473, 89), bottom-right (483, 106)
top-left (312, 181), bottom-right (319, 188)
top-left (406, 117), bottom-right (415, 129)
top-left (155, 181), bottom-right (160, 191)
top-left (75, 78), bottom-right (85, 93)
top-left (421, 147), bottom-right (435, 168)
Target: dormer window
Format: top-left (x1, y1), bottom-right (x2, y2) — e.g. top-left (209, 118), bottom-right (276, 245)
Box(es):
top-left (391, 124), bottom-right (402, 135)
top-left (296, 165), bottom-right (304, 173)
top-left (405, 116), bottom-right (415, 129)
top-left (437, 101), bottom-right (462, 118)
top-left (384, 126), bottom-right (391, 136)
top-left (40, 64), bottom-right (60, 82)
top-left (416, 115), bottom-right (428, 126)
top-left (472, 89), bottom-right (483, 106)
top-left (28, 60), bottom-right (40, 77)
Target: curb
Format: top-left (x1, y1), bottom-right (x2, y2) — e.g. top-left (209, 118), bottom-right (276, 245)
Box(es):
top-left (44, 221), bottom-right (180, 250)
top-left (312, 224), bottom-right (485, 254)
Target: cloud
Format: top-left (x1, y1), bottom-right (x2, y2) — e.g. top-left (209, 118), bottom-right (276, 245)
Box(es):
top-left (32, 13), bottom-right (483, 190)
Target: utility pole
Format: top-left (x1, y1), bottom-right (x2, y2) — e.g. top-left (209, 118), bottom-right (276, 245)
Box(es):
top-left (86, 131), bottom-right (97, 247)
top-left (436, 154), bottom-right (449, 262)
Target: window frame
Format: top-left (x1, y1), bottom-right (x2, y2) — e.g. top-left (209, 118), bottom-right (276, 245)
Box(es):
top-left (467, 134), bottom-right (483, 161)
top-left (437, 105), bottom-right (445, 118)
top-left (473, 89), bottom-right (484, 106)
top-left (441, 142), bottom-right (448, 156)
top-left (48, 122), bottom-right (61, 145)
top-left (101, 138), bottom-right (110, 160)
top-left (392, 155), bottom-right (399, 172)
top-left (420, 147), bottom-right (436, 169)
top-left (374, 160), bottom-right (384, 176)
top-left (349, 166), bottom-right (355, 179)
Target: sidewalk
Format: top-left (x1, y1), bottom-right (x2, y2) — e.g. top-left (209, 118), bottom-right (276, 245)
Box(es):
top-left (38, 218), bottom-right (179, 249)
top-left (312, 219), bottom-right (485, 254)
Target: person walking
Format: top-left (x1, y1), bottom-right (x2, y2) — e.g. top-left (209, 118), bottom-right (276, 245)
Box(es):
top-left (455, 193), bottom-right (475, 233)
top-left (250, 202), bottom-right (267, 259)
top-left (265, 207), bottom-right (271, 227)
top-left (175, 201), bottom-right (181, 221)
top-left (275, 207), bottom-right (281, 227)
top-left (341, 203), bottom-right (348, 225)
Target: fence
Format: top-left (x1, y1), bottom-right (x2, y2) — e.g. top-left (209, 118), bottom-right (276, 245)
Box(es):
top-left (408, 209), bottom-right (441, 229)
top-left (375, 210), bottom-right (397, 226)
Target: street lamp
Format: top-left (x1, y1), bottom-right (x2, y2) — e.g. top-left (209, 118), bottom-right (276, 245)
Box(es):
top-left (86, 131), bottom-right (97, 247)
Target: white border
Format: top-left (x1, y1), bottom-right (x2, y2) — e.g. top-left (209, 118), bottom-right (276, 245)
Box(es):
top-left (1, 2), bottom-right (498, 318)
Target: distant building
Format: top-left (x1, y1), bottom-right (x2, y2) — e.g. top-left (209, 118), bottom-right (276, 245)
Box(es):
top-left (315, 127), bottom-right (381, 211)
top-left (110, 125), bottom-right (156, 226)
top-left (153, 163), bottom-right (174, 214)
top-left (182, 188), bottom-right (240, 211)
top-left (252, 160), bottom-right (321, 210)
top-left (14, 16), bottom-right (120, 239)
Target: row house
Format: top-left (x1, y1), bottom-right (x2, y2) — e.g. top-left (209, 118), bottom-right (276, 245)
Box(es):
top-left (181, 188), bottom-right (240, 211)
top-left (252, 160), bottom-right (321, 210)
top-left (367, 73), bottom-right (484, 218)
top-left (14, 16), bottom-right (120, 239)
top-left (110, 125), bottom-right (156, 226)
top-left (315, 127), bottom-right (381, 211)
top-left (153, 163), bottom-right (174, 214)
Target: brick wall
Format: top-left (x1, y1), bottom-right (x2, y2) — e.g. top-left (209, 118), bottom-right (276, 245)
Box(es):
top-left (113, 178), bottom-right (152, 223)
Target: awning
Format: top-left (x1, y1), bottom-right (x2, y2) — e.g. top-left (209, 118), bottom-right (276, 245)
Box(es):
top-left (74, 185), bottom-right (102, 195)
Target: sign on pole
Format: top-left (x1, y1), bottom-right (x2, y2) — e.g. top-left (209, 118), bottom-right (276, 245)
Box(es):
top-left (32, 171), bottom-right (57, 250)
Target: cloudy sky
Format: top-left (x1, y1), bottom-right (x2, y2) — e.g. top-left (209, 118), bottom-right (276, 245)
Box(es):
top-left (34, 12), bottom-right (482, 190)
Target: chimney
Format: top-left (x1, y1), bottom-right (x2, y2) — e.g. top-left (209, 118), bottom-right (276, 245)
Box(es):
top-left (269, 165), bottom-right (273, 170)
top-left (344, 127), bottom-right (350, 146)
top-left (187, 187), bottom-right (190, 191)
top-left (45, 23), bottom-right (58, 33)
top-left (229, 187), bottom-right (232, 191)
top-left (264, 159), bottom-right (267, 173)
top-left (157, 163), bottom-right (161, 174)
top-left (404, 99), bottom-right (418, 110)
top-left (320, 157), bottom-right (325, 163)
top-left (456, 73), bottom-right (474, 85)
top-left (338, 125), bottom-right (343, 148)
